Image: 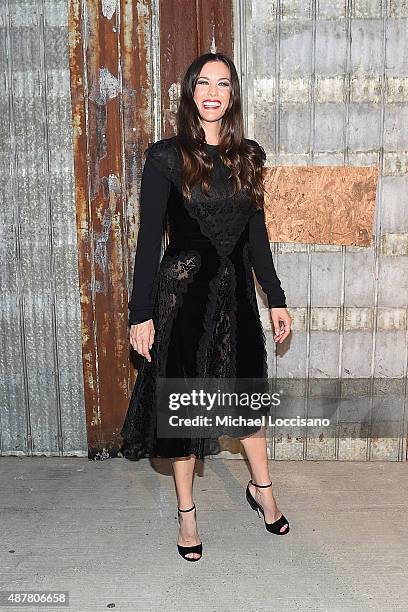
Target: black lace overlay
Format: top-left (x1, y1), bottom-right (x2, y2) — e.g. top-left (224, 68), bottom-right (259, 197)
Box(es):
top-left (153, 251), bottom-right (202, 376)
top-left (196, 257), bottom-right (237, 378)
top-left (121, 136), bottom-right (287, 460)
top-left (120, 250), bottom-right (201, 458)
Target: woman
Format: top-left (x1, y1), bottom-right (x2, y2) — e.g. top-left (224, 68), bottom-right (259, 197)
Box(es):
top-left (120, 52), bottom-right (292, 561)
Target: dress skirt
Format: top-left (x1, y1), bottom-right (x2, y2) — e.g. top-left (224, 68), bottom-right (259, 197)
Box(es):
top-left (120, 226), bottom-right (269, 461)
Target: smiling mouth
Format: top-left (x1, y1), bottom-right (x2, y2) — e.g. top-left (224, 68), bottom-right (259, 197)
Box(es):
top-left (202, 102), bottom-right (221, 109)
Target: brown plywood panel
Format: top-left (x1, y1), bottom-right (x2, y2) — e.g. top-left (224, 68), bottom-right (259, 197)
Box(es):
top-left (264, 166), bottom-right (379, 246)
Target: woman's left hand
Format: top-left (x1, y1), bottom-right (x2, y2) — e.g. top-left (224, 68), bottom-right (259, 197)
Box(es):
top-left (270, 307), bottom-right (292, 344)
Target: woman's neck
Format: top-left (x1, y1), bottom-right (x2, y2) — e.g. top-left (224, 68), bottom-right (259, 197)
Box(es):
top-left (202, 125), bottom-right (220, 146)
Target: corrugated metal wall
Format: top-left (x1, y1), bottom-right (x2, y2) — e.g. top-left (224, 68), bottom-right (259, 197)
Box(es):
top-left (1, 0), bottom-right (87, 456)
top-left (233, 0), bottom-right (408, 461)
top-left (1, 0), bottom-right (406, 460)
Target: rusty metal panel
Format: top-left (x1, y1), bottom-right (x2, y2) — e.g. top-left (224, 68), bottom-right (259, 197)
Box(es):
top-left (119, 0), bottom-right (154, 306)
top-left (1, 0), bottom-right (87, 455)
top-left (159, 0), bottom-right (233, 136)
top-left (68, 0), bottom-right (152, 457)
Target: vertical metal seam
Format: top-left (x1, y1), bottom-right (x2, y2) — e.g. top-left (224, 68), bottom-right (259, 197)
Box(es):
top-left (270, 0), bottom-right (281, 461)
top-left (195, 0), bottom-right (201, 56)
top-left (232, 0), bottom-right (242, 120)
top-left (245, 0), bottom-right (253, 138)
top-left (5, 0), bottom-right (32, 455)
top-left (344, 0), bottom-right (351, 166)
top-left (309, 0), bottom-right (316, 163)
top-left (390, 6), bottom-right (408, 462)
top-left (151, 0), bottom-right (161, 140)
top-left (151, 0), bottom-right (167, 256)
top-left (274, 0), bottom-right (280, 165)
top-left (366, 3), bottom-right (386, 460)
top-left (335, 0), bottom-right (354, 461)
top-left (116, 0), bottom-right (130, 347)
top-left (81, 0), bottom-right (102, 429)
top-left (304, 0), bottom-right (316, 460)
top-left (38, 0), bottom-right (64, 454)
top-left (233, 0), bottom-right (250, 136)
top-left (232, 0), bottom-right (238, 73)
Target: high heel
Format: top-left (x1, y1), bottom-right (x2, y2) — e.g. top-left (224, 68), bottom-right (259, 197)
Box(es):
top-left (246, 479), bottom-right (290, 535)
top-left (177, 503), bottom-right (203, 561)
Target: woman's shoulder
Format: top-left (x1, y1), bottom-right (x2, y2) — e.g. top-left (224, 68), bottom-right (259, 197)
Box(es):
top-left (145, 136), bottom-right (180, 162)
top-left (243, 138), bottom-right (266, 164)
top-left (144, 136), bottom-right (181, 183)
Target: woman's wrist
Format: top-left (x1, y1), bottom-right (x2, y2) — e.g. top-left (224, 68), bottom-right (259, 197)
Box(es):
top-left (130, 315), bottom-right (153, 325)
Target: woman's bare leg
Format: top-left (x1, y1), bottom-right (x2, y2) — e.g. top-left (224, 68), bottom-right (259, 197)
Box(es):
top-left (240, 427), bottom-right (289, 533)
top-left (171, 454), bottom-right (202, 559)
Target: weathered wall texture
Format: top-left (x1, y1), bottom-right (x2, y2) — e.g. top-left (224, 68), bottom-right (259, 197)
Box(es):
top-left (1, 0), bottom-right (406, 461)
top-left (0, 1), bottom-right (87, 456)
top-left (238, 0), bottom-right (408, 460)
top-left (68, 0), bottom-right (156, 459)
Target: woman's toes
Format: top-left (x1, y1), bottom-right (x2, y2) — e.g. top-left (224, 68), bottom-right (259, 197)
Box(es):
top-left (186, 552), bottom-right (200, 560)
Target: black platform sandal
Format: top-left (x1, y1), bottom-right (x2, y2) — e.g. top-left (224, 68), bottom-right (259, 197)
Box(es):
top-left (246, 480), bottom-right (290, 535)
top-left (177, 503), bottom-right (203, 561)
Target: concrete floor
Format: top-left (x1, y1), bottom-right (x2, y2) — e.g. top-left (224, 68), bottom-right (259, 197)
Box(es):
top-left (1, 456), bottom-right (407, 612)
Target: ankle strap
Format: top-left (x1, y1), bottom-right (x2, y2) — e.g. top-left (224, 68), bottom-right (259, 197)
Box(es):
top-left (249, 479), bottom-right (272, 488)
top-left (178, 503), bottom-right (196, 512)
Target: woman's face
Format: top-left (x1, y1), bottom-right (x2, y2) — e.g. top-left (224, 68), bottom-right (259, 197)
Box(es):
top-left (193, 61), bottom-right (231, 126)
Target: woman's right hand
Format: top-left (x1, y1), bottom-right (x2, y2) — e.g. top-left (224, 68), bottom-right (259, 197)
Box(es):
top-left (129, 319), bottom-right (155, 362)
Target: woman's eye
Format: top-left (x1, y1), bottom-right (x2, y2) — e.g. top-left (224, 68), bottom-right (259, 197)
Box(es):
top-left (197, 80), bottom-right (230, 86)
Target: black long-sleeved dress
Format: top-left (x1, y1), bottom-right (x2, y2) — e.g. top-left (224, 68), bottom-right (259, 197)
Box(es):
top-left (120, 136), bottom-right (287, 461)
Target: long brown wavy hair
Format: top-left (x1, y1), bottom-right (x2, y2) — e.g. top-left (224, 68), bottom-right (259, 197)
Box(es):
top-left (175, 52), bottom-right (266, 211)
